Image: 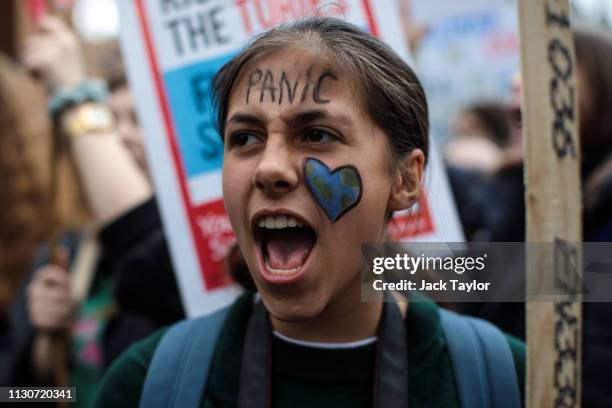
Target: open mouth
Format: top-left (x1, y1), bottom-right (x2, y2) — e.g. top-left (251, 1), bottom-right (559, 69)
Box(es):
top-left (253, 214), bottom-right (317, 278)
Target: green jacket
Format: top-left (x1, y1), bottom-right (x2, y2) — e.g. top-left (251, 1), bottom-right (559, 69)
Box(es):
top-left (95, 293), bottom-right (525, 407)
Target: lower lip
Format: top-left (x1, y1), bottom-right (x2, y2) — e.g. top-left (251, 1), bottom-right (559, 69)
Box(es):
top-left (255, 239), bottom-right (316, 286)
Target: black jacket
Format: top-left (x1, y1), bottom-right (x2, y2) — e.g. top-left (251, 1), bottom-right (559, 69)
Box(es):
top-left (6, 198), bottom-right (184, 386)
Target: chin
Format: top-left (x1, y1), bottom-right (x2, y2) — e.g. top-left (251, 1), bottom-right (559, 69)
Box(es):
top-left (259, 288), bottom-right (328, 322)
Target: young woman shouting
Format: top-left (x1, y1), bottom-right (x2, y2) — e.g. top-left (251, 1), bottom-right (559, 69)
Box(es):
top-left (95, 17), bottom-right (524, 408)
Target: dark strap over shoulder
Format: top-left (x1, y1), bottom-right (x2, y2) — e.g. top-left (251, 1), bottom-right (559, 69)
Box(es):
top-left (139, 306), bottom-right (231, 408)
top-left (140, 301), bottom-right (520, 408)
top-left (237, 299), bottom-right (408, 408)
top-left (439, 308), bottom-right (521, 408)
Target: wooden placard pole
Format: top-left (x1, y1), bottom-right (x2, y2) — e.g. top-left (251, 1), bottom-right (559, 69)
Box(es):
top-left (518, 0), bottom-right (583, 407)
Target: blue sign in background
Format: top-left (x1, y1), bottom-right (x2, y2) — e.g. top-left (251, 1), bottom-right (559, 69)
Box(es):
top-left (163, 52), bottom-right (236, 177)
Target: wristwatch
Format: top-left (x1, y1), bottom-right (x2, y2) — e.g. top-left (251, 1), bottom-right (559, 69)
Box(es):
top-left (61, 102), bottom-right (116, 138)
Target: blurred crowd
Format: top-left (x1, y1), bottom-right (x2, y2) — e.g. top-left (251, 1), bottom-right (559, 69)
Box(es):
top-left (0, 5), bottom-right (611, 408)
top-left (445, 29), bottom-right (612, 244)
top-left (0, 11), bottom-right (247, 402)
top-left (443, 27), bottom-right (612, 408)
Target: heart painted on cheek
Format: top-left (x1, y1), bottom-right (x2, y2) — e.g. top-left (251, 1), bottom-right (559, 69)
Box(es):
top-left (303, 158), bottom-right (363, 223)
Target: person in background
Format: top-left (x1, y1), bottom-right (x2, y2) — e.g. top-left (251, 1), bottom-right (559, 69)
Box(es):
top-left (0, 52), bottom-right (88, 386)
top-left (8, 16), bottom-right (183, 406)
top-left (11, 16), bottom-right (254, 405)
top-left (444, 102), bottom-right (522, 243)
top-left (445, 100), bottom-right (523, 243)
top-left (445, 98), bottom-right (526, 339)
top-left (445, 102), bottom-right (512, 173)
top-left (572, 28), bottom-right (612, 408)
top-left (455, 28), bottom-right (612, 407)
top-left (575, 29), bottom-right (612, 241)
top-left (107, 75), bottom-right (148, 174)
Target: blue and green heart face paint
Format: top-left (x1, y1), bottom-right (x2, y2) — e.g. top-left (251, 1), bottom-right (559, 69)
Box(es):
top-left (303, 158), bottom-right (363, 223)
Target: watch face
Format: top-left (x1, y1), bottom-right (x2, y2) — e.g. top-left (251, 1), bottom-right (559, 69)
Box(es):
top-left (68, 104), bottom-right (115, 136)
top-left (84, 105), bottom-right (112, 128)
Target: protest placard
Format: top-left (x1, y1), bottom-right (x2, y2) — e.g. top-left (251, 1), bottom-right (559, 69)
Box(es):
top-left (518, 0), bottom-right (583, 405)
top-left (119, 0), bottom-right (463, 316)
top-left (408, 0), bottom-right (519, 143)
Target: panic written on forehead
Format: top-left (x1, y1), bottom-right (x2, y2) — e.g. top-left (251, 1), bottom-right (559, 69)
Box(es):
top-left (244, 67), bottom-right (338, 105)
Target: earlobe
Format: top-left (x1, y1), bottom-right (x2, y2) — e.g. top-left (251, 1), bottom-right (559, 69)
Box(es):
top-left (387, 149), bottom-right (425, 212)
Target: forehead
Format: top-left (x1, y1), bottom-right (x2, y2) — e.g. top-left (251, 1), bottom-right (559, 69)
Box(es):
top-left (226, 49), bottom-right (363, 119)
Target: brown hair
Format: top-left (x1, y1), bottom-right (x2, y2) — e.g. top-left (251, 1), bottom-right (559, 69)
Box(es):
top-left (0, 55), bottom-right (88, 317)
top-left (211, 17), bottom-right (429, 165)
top-left (574, 29), bottom-right (612, 146)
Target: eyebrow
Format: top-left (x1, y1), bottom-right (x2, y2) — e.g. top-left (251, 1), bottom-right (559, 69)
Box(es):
top-left (225, 109), bottom-right (354, 130)
top-left (225, 113), bottom-right (265, 129)
top-left (285, 109), bottom-right (353, 129)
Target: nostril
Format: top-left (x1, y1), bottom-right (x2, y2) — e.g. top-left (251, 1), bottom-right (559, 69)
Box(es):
top-left (274, 180), bottom-right (291, 190)
top-left (255, 180), bottom-right (266, 190)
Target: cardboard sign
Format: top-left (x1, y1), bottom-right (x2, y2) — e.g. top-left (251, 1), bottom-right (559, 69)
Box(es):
top-left (119, 0), bottom-right (463, 316)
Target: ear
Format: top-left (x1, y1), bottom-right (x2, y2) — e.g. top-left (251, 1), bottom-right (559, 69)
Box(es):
top-left (387, 149), bottom-right (425, 212)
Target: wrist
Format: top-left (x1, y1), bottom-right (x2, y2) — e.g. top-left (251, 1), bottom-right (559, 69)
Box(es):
top-left (49, 79), bottom-right (109, 119)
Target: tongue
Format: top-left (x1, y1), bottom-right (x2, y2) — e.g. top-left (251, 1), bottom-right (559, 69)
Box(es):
top-left (265, 229), bottom-right (314, 270)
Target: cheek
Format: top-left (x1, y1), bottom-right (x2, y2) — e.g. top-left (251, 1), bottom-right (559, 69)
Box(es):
top-left (326, 166), bottom-right (391, 260)
top-left (358, 161), bottom-right (393, 222)
top-left (222, 161), bottom-right (247, 231)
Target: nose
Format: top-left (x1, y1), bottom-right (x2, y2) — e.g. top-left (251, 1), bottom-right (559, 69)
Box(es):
top-left (253, 138), bottom-right (299, 197)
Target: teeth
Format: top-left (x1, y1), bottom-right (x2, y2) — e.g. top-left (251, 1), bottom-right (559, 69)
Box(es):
top-left (275, 215), bottom-right (287, 229)
top-left (265, 260), bottom-right (301, 275)
top-left (265, 216), bottom-right (275, 229)
top-left (258, 215), bottom-right (305, 230)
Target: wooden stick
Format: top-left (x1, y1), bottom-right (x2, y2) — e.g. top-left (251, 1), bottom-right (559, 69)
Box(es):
top-left (518, 0), bottom-right (582, 407)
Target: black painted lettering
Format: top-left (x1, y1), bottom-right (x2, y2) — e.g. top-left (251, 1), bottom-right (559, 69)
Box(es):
top-left (553, 239), bottom-right (581, 295)
top-left (312, 70), bottom-right (338, 104)
top-left (553, 300), bottom-right (579, 408)
top-left (279, 71), bottom-right (298, 105)
top-left (549, 78), bottom-right (576, 159)
top-left (552, 119), bottom-right (576, 159)
top-left (246, 69), bottom-right (263, 104)
top-left (550, 78), bottom-right (575, 121)
top-left (300, 69), bottom-right (312, 103)
top-left (549, 39), bottom-right (572, 81)
top-left (260, 70), bottom-right (277, 103)
top-left (545, 2), bottom-right (570, 28)
top-left (547, 37), bottom-right (577, 160)
top-left (245, 68), bottom-right (337, 105)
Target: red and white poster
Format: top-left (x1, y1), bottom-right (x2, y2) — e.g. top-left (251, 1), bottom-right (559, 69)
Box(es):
top-left (118, 0), bottom-right (463, 316)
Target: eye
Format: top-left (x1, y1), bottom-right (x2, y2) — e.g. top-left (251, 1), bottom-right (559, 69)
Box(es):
top-left (229, 132), bottom-right (262, 148)
top-left (302, 128), bottom-right (338, 144)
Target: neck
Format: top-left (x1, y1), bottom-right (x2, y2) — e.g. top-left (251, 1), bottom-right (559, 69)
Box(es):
top-left (269, 278), bottom-right (383, 343)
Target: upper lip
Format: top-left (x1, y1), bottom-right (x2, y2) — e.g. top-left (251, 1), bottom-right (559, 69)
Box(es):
top-left (250, 208), bottom-right (314, 231)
